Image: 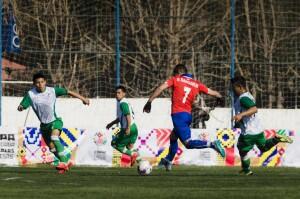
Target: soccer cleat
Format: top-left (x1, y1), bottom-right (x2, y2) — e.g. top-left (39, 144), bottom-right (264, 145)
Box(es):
top-left (58, 169), bottom-right (67, 174)
top-left (212, 140), bottom-right (226, 158)
top-left (275, 134), bottom-right (293, 144)
top-left (56, 162), bottom-right (69, 171)
top-left (239, 169), bottom-right (253, 176)
top-left (158, 158), bottom-right (172, 171)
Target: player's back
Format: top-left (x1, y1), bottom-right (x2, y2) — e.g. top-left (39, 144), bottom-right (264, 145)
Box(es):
top-left (166, 74), bottom-right (208, 114)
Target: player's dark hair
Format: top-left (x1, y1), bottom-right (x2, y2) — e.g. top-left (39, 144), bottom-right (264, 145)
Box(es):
top-left (231, 76), bottom-right (247, 88)
top-left (32, 72), bottom-right (46, 82)
top-left (116, 85), bottom-right (126, 93)
top-left (173, 64), bottom-right (188, 76)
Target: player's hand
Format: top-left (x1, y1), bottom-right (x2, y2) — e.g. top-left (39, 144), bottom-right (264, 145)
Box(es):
top-left (82, 98), bottom-right (90, 105)
top-left (106, 123), bottom-right (113, 130)
top-left (232, 114), bottom-right (243, 122)
top-left (143, 101), bottom-right (152, 113)
top-left (125, 128), bottom-right (130, 135)
top-left (17, 105), bottom-right (24, 112)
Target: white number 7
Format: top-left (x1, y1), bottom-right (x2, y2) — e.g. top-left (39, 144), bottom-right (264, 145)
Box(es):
top-left (182, 86), bottom-right (191, 103)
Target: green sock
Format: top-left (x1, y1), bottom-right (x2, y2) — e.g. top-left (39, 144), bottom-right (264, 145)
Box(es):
top-left (51, 135), bottom-right (68, 163)
top-left (49, 148), bottom-right (60, 166)
top-left (114, 145), bottom-right (132, 156)
top-left (241, 158), bottom-right (251, 171)
top-left (52, 156), bottom-right (60, 167)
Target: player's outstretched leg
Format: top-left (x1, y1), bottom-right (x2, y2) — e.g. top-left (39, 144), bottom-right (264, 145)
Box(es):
top-left (184, 139), bottom-right (225, 158)
top-left (274, 133), bottom-right (293, 144)
top-left (51, 135), bottom-right (69, 163)
top-left (256, 132), bottom-right (293, 153)
top-left (158, 130), bottom-right (178, 171)
top-left (51, 132), bottom-right (70, 173)
top-left (238, 152), bottom-right (253, 176)
top-left (49, 147), bottom-right (60, 167)
top-left (158, 158), bottom-right (172, 171)
top-left (130, 149), bottom-right (141, 166)
top-left (211, 140), bottom-right (226, 158)
top-left (126, 143), bottom-right (141, 166)
top-left (111, 139), bottom-right (139, 166)
top-left (237, 134), bottom-right (254, 175)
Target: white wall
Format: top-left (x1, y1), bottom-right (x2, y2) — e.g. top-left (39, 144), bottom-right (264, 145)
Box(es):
top-left (3, 97), bottom-right (300, 131)
top-left (3, 97), bottom-right (173, 129)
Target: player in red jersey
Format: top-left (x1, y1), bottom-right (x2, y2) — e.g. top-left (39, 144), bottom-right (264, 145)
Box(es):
top-left (143, 64), bottom-right (225, 171)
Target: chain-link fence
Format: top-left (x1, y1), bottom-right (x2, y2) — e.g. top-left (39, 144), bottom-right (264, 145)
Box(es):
top-left (1, 0), bottom-right (300, 109)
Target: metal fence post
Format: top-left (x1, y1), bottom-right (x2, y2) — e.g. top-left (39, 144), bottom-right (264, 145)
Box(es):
top-left (230, 0), bottom-right (236, 127)
top-left (115, 0), bottom-right (121, 87)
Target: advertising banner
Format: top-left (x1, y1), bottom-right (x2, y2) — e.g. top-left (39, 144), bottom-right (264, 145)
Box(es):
top-left (0, 127), bottom-right (298, 167)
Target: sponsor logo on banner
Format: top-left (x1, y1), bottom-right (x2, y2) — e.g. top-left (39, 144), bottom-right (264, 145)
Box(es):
top-left (0, 133), bottom-right (16, 159)
top-left (18, 127), bottom-right (85, 165)
top-left (197, 130), bottom-right (213, 163)
top-left (93, 132), bottom-right (108, 161)
top-left (93, 132), bottom-right (107, 146)
top-left (94, 150), bottom-right (106, 160)
top-left (216, 128), bottom-right (236, 166)
top-left (1, 126), bottom-right (297, 167)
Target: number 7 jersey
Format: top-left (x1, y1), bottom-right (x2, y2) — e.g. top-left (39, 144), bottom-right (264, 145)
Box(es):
top-left (165, 74), bottom-right (209, 114)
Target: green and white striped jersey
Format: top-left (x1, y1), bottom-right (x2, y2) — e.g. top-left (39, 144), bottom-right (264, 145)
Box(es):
top-left (234, 92), bottom-right (262, 135)
top-left (117, 98), bottom-right (135, 129)
top-left (20, 87), bottom-right (68, 124)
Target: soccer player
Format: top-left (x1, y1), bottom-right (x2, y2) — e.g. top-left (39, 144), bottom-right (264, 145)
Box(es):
top-left (17, 72), bottom-right (90, 173)
top-left (143, 64), bottom-right (225, 171)
top-left (231, 76), bottom-right (293, 175)
top-left (106, 86), bottom-right (140, 166)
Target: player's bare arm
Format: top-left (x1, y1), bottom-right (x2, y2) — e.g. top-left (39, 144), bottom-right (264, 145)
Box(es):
top-left (233, 106), bottom-right (258, 122)
top-left (68, 90), bottom-right (90, 105)
top-left (143, 82), bottom-right (169, 113)
top-left (207, 88), bottom-right (222, 98)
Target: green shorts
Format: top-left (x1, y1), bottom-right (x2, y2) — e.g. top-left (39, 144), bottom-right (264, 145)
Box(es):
top-left (111, 124), bottom-right (138, 148)
top-left (237, 132), bottom-right (266, 153)
top-left (40, 118), bottom-right (63, 145)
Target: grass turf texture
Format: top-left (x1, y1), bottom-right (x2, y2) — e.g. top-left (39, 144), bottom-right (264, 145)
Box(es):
top-left (0, 166), bottom-right (300, 199)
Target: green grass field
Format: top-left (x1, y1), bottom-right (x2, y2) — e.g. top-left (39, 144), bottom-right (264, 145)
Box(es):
top-left (0, 166), bottom-right (300, 199)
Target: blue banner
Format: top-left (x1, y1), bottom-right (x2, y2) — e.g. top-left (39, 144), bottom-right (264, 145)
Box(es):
top-left (2, 5), bottom-right (20, 53)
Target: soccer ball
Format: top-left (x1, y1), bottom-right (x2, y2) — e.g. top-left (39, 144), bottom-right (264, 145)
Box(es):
top-left (137, 160), bottom-right (152, 175)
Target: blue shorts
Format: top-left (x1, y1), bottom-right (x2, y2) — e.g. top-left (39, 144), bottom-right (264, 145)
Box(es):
top-left (171, 112), bottom-right (192, 143)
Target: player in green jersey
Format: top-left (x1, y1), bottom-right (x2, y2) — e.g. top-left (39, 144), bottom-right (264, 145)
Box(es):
top-left (106, 86), bottom-right (140, 166)
top-left (232, 76), bottom-right (293, 175)
top-left (17, 72), bottom-right (90, 173)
